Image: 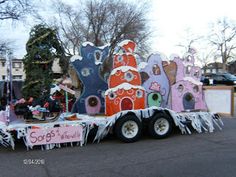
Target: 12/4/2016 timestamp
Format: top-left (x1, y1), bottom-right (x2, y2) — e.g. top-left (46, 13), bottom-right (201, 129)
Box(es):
top-left (23, 159), bottom-right (45, 165)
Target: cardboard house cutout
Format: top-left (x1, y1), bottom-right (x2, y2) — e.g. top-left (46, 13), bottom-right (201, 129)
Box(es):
top-left (70, 42), bottom-right (109, 115)
top-left (105, 40), bottom-right (145, 116)
top-left (171, 52), bottom-right (207, 112)
top-left (139, 53), bottom-right (172, 108)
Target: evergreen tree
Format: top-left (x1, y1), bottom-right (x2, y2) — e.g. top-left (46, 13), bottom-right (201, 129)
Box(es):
top-left (22, 24), bottom-right (66, 100)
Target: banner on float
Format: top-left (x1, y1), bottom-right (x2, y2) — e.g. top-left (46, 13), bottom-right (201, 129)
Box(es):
top-left (26, 125), bottom-right (83, 146)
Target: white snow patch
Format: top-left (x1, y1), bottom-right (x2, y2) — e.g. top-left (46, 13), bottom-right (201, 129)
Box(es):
top-left (95, 61), bottom-right (102, 65)
top-left (110, 66), bottom-right (138, 75)
top-left (113, 51), bottom-right (133, 55)
top-left (118, 40), bottom-right (133, 47)
top-left (183, 77), bottom-right (203, 85)
top-left (117, 40), bottom-right (136, 53)
top-left (97, 43), bottom-right (110, 49)
top-left (70, 55), bottom-right (83, 62)
top-left (82, 41), bottom-right (94, 47)
top-left (82, 42), bottom-right (110, 49)
top-left (152, 52), bottom-right (170, 63)
top-left (105, 83), bottom-right (145, 95)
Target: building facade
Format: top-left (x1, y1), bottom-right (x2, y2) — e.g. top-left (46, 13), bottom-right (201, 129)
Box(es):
top-left (228, 61), bottom-right (236, 75)
top-left (202, 61), bottom-right (236, 75)
top-left (201, 62), bottom-right (224, 75)
top-left (0, 58), bottom-right (25, 81)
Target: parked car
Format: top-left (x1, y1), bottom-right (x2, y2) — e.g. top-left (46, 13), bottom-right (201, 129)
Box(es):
top-left (200, 76), bottom-right (210, 85)
top-left (201, 73), bottom-right (236, 86)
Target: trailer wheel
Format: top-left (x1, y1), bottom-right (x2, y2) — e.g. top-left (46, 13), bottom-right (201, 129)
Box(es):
top-left (148, 112), bottom-right (173, 139)
top-left (115, 115), bottom-right (142, 143)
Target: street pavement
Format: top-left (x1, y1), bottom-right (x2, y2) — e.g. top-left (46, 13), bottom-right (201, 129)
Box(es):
top-left (0, 116), bottom-right (235, 177)
top-left (0, 96), bottom-right (235, 177)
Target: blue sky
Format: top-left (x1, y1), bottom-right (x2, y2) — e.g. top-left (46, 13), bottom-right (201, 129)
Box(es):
top-left (1, 0), bottom-right (236, 62)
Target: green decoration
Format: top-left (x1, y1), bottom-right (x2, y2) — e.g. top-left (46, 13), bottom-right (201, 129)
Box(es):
top-left (147, 92), bottom-right (162, 107)
top-left (22, 24), bottom-right (66, 100)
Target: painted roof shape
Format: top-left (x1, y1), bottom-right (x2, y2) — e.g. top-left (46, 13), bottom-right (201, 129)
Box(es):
top-left (105, 82), bottom-right (145, 96)
top-left (113, 54), bottom-right (137, 69)
top-left (110, 66), bottom-right (138, 76)
top-left (79, 42), bottom-right (110, 66)
top-left (117, 40), bottom-right (136, 54)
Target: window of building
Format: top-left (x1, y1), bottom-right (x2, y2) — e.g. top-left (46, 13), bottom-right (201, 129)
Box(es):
top-left (2, 75), bottom-right (5, 80)
top-left (2, 62), bottom-right (5, 67)
top-left (13, 75), bottom-right (22, 80)
top-left (13, 62), bottom-right (22, 68)
top-left (152, 64), bottom-right (161, 75)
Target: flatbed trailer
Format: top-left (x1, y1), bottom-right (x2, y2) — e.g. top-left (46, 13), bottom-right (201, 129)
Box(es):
top-left (0, 107), bottom-right (223, 150)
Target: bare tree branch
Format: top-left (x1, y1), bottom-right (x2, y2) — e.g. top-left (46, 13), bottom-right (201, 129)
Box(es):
top-left (0, 0), bottom-right (35, 21)
top-left (176, 28), bottom-right (203, 54)
top-left (0, 40), bottom-right (13, 57)
top-left (208, 17), bottom-right (236, 71)
top-left (52, 0), bottom-right (151, 58)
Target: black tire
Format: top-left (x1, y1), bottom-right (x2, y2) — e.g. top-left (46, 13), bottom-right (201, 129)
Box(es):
top-left (148, 112), bottom-right (173, 139)
top-left (115, 114), bottom-right (142, 143)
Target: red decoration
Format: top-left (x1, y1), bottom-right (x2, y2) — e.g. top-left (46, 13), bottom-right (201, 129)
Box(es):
top-left (105, 40), bottom-right (145, 116)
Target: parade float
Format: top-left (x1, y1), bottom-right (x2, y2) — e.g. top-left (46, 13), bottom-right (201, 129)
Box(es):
top-left (0, 40), bottom-right (223, 150)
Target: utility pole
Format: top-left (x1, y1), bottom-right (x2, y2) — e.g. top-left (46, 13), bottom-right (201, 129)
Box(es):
top-left (5, 50), bottom-right (12, 124)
